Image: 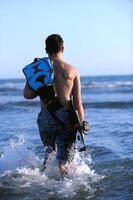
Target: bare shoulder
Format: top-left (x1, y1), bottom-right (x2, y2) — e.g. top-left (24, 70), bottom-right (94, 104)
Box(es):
top-left (62, 61), bottom-right (79, 79)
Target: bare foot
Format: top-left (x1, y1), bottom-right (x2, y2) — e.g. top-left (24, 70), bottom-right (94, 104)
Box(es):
top-left (59, 162), bottom-right (75, 176)
top-left (59, 164), bottom-right (68, 176)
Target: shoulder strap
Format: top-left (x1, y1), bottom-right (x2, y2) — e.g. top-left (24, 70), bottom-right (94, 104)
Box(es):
top-left (47, 109), bottom-right (66, 129)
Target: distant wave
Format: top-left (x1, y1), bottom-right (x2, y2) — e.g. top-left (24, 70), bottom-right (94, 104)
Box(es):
top-left (0, 80), bottom-right (133, 92)
top-left (0, 101), bottom-right (39, 111)
top-left (0, 81), bottom-right (24, 92)
top-left (0, 100), bottom-right (133, 110)
top-left (84, 101), bottom-right (133, 109)
top-left (82, 81), bottom-right (133, 89)
top-left (0, 101), bottom-right (39, 109)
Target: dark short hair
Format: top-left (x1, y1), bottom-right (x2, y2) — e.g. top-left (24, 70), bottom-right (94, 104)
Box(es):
top-left (45, 34), bottom-right (64, 54)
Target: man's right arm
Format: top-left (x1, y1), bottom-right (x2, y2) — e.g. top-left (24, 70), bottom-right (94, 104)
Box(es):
top-left (72, 71), bottom-right (84, 122)
top-left (23, 82), bottom-right (37, 99)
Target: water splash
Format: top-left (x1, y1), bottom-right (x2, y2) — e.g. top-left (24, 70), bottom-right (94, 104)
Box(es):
top-left (0, 135), bottom-right (42, 173)
top-left (0, 135), bottom-right (104, 200)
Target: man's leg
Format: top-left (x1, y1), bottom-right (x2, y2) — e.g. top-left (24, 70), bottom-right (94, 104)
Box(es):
top-left (56, 129), bottom-right (77, 175)
top-left (39, 130), bottom-right (56, 170)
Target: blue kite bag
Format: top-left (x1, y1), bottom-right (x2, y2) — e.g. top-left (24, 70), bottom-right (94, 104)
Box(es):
top-left (23, 57), bottom-right (54, 92)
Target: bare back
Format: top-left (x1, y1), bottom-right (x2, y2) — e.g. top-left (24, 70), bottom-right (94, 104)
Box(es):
top-left (50, 58), bottom-right (84, 121)
top-left (53, 59), bottom-right (76, 108)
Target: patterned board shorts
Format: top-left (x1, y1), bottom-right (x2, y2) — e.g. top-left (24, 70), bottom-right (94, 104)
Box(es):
top-left (37, 107), bottom-right (77, 163)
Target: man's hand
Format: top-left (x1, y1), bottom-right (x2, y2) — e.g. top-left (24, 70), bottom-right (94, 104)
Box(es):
top-left (82, 121), bottom-right (90, 135)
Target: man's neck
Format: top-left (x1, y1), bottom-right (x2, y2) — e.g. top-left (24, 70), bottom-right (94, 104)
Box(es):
top-left (49, 52), bottom-right (62, 63)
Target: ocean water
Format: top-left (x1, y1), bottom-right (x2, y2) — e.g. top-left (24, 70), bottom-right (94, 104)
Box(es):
top-left (0, 75), bottom-right (133, 200)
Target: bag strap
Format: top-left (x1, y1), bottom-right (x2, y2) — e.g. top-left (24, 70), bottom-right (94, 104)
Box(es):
top-left (47, 109), bottom-right (66, 129)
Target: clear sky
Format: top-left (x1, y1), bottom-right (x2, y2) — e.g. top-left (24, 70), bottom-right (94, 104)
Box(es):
top-left (0, 0), bottom-right (132, 78)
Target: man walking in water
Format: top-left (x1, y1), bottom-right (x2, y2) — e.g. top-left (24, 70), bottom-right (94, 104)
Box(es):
top-left (23, 34), bottom-right (85, 175)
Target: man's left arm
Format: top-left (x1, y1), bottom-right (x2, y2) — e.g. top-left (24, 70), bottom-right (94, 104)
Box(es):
top-left (23, 82), bottom-right (37, 99)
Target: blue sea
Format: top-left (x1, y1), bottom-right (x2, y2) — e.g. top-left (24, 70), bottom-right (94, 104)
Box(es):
top-left (0, 75), bottom-right (133, 200)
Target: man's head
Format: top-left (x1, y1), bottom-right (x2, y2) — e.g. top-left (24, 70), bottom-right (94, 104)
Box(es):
top-left (45, 34), bottom-right (64, 55)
